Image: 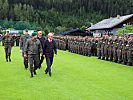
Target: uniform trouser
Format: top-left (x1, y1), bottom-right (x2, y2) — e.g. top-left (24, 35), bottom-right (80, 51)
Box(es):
top-left (28, 54), bottom-right (40, 73)
top-left (104, 49), bottom-right (109, 58)
top-left (113, 50), bottom-right (118, 61)
top-left (123, 52), bottom-right (128, 63)
top-left (88, 49), bottom-right (91, 56)
top-left (22, 52), bottom-right (28, 68)
top-left (4, 46), bottom-right (11, 59)
top-left (128, 51), bottom-right (133, 64)
top-left (101, 48), bottom-right (105, 58)
top-left (109, 48), bottom-right (113, 60)
top-left (45, 57), bottom-right (53, 73)
top-left (118, 51), bottom-right (122, 62)
top-left (97, 48), bottom-right (101, 58)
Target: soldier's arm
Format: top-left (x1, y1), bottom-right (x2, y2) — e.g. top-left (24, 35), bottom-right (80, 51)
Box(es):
top-left (2, 36), bottom-right (5, 41)
top-left (24, 40), bottom-right (29, 56)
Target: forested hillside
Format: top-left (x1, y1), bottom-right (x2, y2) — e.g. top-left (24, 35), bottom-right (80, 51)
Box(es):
top-left (0, 0), bottom-right (133, 33)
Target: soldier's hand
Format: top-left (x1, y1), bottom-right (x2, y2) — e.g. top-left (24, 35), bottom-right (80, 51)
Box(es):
top-left (24, 54), bottom-right (27, 58)
top-left (55, 54), bottom-right (57, 57)
top-left (20, 50), bottom-right (22, 52)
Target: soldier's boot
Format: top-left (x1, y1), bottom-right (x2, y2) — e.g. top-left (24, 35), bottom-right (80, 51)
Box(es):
top-left (6, 53), bottom-right (8, 62)
top-left (128, 62), bottom-right (132, 66)
top-left (9, 53), bottom-right (11, 62)
top-left (123, 62), bottom-right (127, 65)
top-left (106, 57), bottom-right (109, 61)
top-left (34, 69), bottom-right (37, 75)
top-left (30, 72), bottom-right (33, 78)
top-left (98, 57), bottom-right (101, 59)
top-left (114, 60), bottom-right (117, 63)
top-left (110, 58), bottom-right (113, 61)
top-left (102, 57), bottom-right (105, 60)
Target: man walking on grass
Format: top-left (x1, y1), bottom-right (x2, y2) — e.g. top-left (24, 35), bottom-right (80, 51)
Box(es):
top-left (24, 32), bottom-right (43, 78)
top-left (43, 33), bottom-right (57, 77)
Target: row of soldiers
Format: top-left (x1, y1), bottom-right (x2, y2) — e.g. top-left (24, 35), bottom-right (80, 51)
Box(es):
top-left (54, 34), bottom-right (133, 66)
top-left (1, 34), bottom-right (20, 46)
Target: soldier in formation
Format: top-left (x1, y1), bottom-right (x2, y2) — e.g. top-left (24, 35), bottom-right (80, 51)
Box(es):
top-left (53, 34), bottom-right (133, 66)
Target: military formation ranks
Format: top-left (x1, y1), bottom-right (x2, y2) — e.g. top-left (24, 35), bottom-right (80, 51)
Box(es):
top-left (54, 35), bottom-right (133, 66)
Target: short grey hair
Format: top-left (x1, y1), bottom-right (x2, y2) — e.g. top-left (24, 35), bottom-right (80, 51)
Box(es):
top-left (48, 33), bottom-right (53, 36)
top-left (38, 31), bottom-right (42, 33)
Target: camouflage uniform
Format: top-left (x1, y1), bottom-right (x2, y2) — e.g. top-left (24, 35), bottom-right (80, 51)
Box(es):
top-left (2, 35), bottom-right (13, 61)
top-left (20, 35), bottom-right (31, 69)
top-left (24, 38), bottom-right (43, 75)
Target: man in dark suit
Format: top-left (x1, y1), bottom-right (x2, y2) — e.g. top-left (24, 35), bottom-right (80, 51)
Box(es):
top-left (43, 33), bottom-right (57, 77)
top-left (37, 31), bottom-right (45, 69)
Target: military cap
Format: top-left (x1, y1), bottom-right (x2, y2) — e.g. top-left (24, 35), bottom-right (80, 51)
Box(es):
top-left (31, 32), bottom-right (37, 37)
top-left (25, 28), bottom-right (28, 32)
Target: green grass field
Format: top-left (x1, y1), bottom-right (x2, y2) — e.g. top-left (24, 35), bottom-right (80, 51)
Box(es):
top-left (0, 45), bottom-right (133, 100)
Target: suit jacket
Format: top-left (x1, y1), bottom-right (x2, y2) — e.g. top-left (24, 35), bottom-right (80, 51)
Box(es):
top-left (43, 39), bottom-right (57, 57)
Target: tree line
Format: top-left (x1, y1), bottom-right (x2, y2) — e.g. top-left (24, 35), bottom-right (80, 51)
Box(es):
top-left (0, 0), bottom-right (133, 33)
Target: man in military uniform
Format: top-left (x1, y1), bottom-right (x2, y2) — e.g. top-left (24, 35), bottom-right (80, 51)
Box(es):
top-left (24, 32), bottom-right (43, 78)
top-left (122, 37), bottom-right (128, 65)
top-left (117, 39), bottom-right (123, 63)
top-left (108, 35), bottom-right (113, 61)
top-left (113, 36), bottom-right (118, 63)
top-left (2, 31), bottom-right (13, 62)
top-left (20, 29), bottom-right (31, 70)
top-left (128, 35), bottom-right (133, 66)
top-left (16, 34), bottom-right (20, 46)
top-left (97, 38), bottom-right (102, 59)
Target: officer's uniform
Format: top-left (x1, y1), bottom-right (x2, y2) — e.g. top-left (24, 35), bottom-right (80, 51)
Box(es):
top-left (2, 35), bottom-right (13, 61)
top-left (24, 33), bottom-right (43, 78)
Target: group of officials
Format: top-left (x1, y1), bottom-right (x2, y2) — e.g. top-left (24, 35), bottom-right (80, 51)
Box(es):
top-left (54, 34), bottom-right (133, 66)
top-left (2, 30), bottom-right (57, 78)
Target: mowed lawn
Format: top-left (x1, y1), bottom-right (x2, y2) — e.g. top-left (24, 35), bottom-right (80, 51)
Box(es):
top-left (0, 45), bottom-right (133, 100)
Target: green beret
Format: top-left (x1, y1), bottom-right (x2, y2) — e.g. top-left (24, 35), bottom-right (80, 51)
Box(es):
top-left (31, 32), bottom-right (37, 37)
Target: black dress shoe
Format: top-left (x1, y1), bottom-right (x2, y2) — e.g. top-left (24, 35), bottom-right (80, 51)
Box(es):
top-left (49, 72), bottom-right (51, 77)
top-left (9, 59), bottom-right (11, 62)
top-left (6, 59), bottom-right (8, 62)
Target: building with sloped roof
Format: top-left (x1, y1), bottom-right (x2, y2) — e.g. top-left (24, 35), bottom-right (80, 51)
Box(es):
top-left (55, 29), bottom-right (90, 36)
top-left (88, 14), bottom-right (133, 36)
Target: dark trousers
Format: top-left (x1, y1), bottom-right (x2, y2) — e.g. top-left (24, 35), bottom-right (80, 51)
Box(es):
top-left (5, 46), bottom-right (11, 60)
top-left (39, 55), bottom-right (44, 66)
top-left (45, 57), bottom-right (53, 73)
top-left (22, 52), bottom-right (28, 68)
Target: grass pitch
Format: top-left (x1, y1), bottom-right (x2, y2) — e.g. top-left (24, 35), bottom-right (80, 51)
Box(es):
top-left (0, 45), bottom-right (133, 100)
